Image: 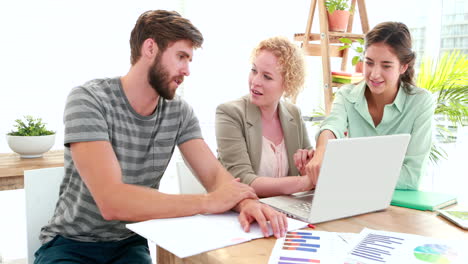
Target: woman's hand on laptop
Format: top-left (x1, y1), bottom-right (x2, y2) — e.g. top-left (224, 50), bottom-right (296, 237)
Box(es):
top-left (306, 129), bottom-right (337, 186)
top-left (294, 148), bottom-right (315, 176)
top-left (305, 152), bottom-right (324, 186)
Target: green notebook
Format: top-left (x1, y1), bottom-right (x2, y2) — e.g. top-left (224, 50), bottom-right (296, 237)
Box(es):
top-left (391, 190), bottom-right (457, 211)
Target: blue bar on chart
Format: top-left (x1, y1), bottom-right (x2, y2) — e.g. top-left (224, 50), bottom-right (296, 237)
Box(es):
top-left (286, 231), bottom-right (320, 240)
top-left (282, 246), bottom-right (317, 252)
top-left (278, 256), bottom-right (320, 263)
top-left (349, 233), bottom-right (405, 262)
top-left (282, 231), bottom-right (322, 254)
top-left (284, 242), bottom-right (320, 248)
top-left (285, 239), bottom-right (308, 242)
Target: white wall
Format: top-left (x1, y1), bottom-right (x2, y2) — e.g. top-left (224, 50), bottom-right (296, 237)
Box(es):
top-left (0, 0), bottom-right (317, 153)
top-left (0, 0), bottom-right (180, 152)
top-left (0, 0), bottom-right (450, 154)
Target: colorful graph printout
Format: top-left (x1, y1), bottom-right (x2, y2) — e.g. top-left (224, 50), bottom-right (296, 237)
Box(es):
top-left (349, 232), bottom-right (405, 262)
top-left (283, 231), bottom-right (321, 253)
top-left (344, 228), bottom-right (468, 264)
top-left (414, 244), bottom-right (457, 264)
top-left (268, 230), bottom-right (356, 264)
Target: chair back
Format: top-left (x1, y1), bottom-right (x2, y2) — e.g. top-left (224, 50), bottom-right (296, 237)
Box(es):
top-left (176, 161), bottom-right (206, 194)
top-left (24, 167), bottom-right (64, 264)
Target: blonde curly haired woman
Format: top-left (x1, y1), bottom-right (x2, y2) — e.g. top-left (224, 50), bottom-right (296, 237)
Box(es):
top-left (216, 36), bottom-right (314, 197)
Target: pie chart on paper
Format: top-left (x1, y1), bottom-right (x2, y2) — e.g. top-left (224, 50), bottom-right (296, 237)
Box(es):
top-left (413, 244), bottom-right (457, 264)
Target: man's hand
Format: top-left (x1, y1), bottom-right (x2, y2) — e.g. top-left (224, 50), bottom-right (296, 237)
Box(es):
top-left (203, 178), bottom-right (258, 214)
top-left (294, 148), bottom-right (315, 175)
top-left (236, 199), bottom-right (287, 238)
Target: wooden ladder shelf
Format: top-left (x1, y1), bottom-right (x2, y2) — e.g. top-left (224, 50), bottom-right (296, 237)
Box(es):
top-left (295, 0), bottom-right (370, 114)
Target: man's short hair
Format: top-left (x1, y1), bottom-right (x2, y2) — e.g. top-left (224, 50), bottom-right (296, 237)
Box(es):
top-left (129, 10), bottom-right (203, 65)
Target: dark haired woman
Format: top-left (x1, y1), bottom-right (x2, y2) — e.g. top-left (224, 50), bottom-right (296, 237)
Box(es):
top-left (305, 22), bottom-right (434, 190)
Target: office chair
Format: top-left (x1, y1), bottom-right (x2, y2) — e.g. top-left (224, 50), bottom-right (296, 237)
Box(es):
top-left (176, 160), bottom-right (206, 194)
top-left (24, 167), bottom-right (64, 264)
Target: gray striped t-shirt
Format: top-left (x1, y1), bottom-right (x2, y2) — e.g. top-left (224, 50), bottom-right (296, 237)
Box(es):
top-left (39, 77), bottom-right (202, 243)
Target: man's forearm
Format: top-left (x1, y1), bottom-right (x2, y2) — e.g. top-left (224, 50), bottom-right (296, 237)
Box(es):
top-left (98, 182), bottom-right (210, 222)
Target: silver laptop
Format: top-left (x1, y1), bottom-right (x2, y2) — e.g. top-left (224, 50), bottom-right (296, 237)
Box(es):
top-left (260, 134), bottom-right (411, 224)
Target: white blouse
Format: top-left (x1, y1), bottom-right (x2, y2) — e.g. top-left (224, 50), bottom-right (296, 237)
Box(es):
top-left (257, 136), bottom-right (289, 178)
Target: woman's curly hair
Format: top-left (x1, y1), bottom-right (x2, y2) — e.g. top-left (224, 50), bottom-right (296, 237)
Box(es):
top-left (251, 36), bottom-right (306, 102)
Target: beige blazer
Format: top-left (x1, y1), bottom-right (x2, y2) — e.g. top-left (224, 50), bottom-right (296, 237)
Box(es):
top-left (215, 95), bottom-right (311, 185)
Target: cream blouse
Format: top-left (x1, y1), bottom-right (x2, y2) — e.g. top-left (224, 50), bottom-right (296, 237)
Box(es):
top-left (257, 136), bottom-right (289, 178)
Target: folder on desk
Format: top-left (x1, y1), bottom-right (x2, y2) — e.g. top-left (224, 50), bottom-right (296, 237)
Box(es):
top-left (391, 190), bottom-right (457, 211)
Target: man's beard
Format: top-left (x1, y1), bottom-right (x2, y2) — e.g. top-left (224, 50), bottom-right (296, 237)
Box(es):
top-left (148, 54), bottom-right (176, 100)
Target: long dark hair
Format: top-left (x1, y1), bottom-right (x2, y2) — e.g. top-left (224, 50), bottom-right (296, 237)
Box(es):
top-left (129, 10), bottom-right (203, 65)
top-left (365, 22), bottom-right (416, 93)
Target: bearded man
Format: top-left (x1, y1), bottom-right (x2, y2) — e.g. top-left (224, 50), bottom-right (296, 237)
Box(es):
top-left (35, 10), bottom-right (286, 264)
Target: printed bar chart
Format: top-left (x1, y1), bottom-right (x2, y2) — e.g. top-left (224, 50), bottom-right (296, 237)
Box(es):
top-left (280, 231), bottom-right (321, 261)
top-left (269, 230), bottom-right (356, 264)
top-left (350, 233), bottom-right (405, 262)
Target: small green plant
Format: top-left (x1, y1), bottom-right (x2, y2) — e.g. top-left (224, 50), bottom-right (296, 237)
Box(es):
top-left (325, 0), bottom-right (350, 14)
top-left (339, 37), bottom-right (365, 66)
top-left (7, 116), bottom-right (55, 136)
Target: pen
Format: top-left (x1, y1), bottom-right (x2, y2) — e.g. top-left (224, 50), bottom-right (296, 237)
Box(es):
top-left (307, 223), bottom-right (316, 229)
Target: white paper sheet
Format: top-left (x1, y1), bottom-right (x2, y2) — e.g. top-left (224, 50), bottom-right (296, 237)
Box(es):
top-left (344, 228), bottom-right (468, 264)
top-left (268, 230), bottom-right (357, 264)
top-left (126, 211), bottom-right (307, 258)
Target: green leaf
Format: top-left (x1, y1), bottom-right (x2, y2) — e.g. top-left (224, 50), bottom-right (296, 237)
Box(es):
top-left (339, 45), bottom-right (351, 50)
top-left (339, 38), bottom-right (352, 44)
top-left (429, 143), bottom-right (447, 164)
top-left (7, 116), bottom-right (55, 136)
top-left (325, 0), bottom-right (350, 12)
top-left (417, 50), bottom-right (468, 164)
top-left (352, 56), bottom-right (360, 66)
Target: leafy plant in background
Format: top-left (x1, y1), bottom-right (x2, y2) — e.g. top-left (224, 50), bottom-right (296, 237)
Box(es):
top-left (308, 108), bottom-right (326, 127)
top-left (7, 116), bottom-right (55, 136)
top-left (416, 51), bottom-right (468, 164)
top-left (339, 38), bottom-right (365, 66)
top-left (324, 0), bottom-right (350, 14)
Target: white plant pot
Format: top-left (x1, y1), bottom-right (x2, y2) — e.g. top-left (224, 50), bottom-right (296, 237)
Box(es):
top-left (6, 134), bottom-right (56, 158)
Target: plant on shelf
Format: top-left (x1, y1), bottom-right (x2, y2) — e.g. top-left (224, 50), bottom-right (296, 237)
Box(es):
top-left (6, 115), bottom-right (56, 158)
top-left (324, 0), bottom-right (351, 32)
top-left (416, 51), bottom-right (468, 164)
top-left (324, 0), bottom-right (350, 14)
top-left (339, 37), bottom-right (365, 66)
top-left (8, 116), bottom-right (55, 136)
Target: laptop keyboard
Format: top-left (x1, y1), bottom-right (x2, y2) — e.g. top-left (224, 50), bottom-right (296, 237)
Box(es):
top-left (290, 201), bottom-right (312, 212)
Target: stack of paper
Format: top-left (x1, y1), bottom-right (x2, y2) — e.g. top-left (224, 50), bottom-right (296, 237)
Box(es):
top-left (126, 211), bottom-right (307, 258)
top-left (344, 228), bottom-right (468, 264)
top-left (268, 228), bottom-right (468, 264)
top-left (332, 71), bottom-right (364, 84)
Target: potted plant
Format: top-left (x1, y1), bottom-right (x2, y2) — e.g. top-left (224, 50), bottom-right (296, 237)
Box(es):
top-left (416, 51), bottom-right (468, 164)
top-left (6, 115), bottom-right (56, 158)
top-left (325, 0), bottom-right (351, 32)
top-left (339, 37), bottom-right (365, 72)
